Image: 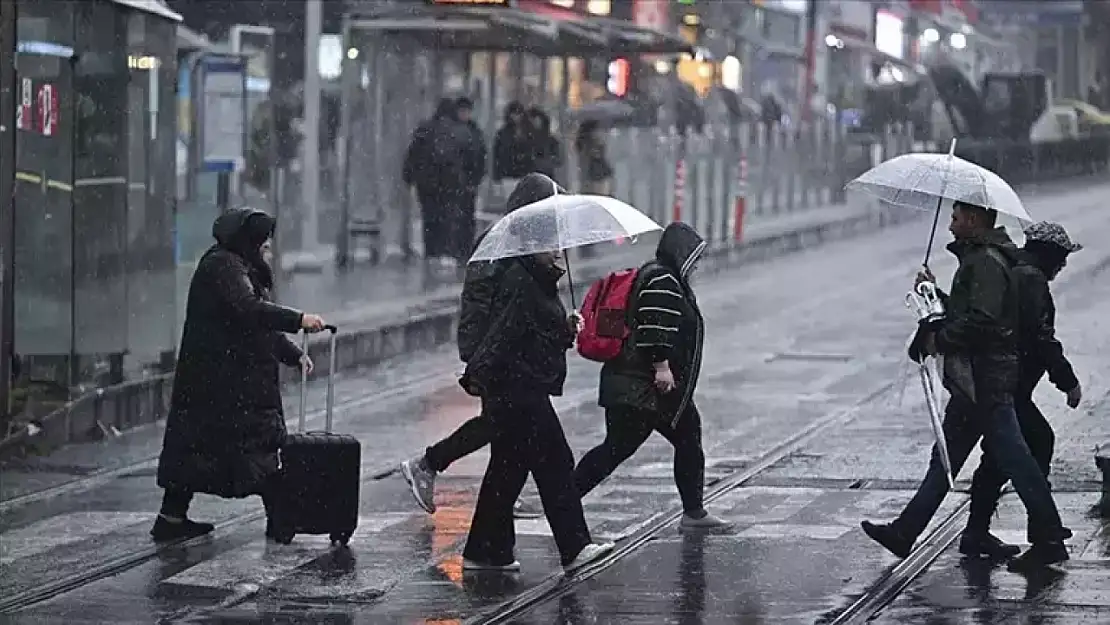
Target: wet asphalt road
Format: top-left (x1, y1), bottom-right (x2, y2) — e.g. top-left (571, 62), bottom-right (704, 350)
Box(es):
top-left (2, 184), bottom-right (1110, 624)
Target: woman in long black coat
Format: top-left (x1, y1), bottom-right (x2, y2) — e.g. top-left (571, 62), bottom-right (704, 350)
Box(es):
top-left (152, 208), bottom-right (327, 542)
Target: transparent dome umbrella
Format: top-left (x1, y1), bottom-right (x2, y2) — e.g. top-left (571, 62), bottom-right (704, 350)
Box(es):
top-left (469, 194), bottom-right (663, 307)
top-left (846, 139), bottom-right (1032, 268)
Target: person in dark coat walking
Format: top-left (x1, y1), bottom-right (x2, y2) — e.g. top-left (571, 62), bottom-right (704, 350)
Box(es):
top-left (451, 96), bottom-right (489, 264)
top-left (399, 173), bottom-right (565, 519)
top-left (152, 208), bottom-right (328, 542)
top-left (961, 221), bottom-right (1083, 546)
top-left (493, 101), bottom-right (533, 182)
top-left (526, 107), bottom-right (562, 180)
top-left (403, 98), bottom-right (471, 266)
top-left (458, 212), bottom-right (613, 573)
top-left (861, 201), bottom-right (1072, 572)
top-left (572, 222), bottom-right (730, 531)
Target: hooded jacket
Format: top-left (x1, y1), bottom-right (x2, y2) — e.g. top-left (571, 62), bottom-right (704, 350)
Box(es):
top-left (402, 99), bottom-right (470, 192)
top-left (493, 101), bottom-right (534, 180)
top-left (1012, 248), bottom-right (1079, 395)
top-left (157, 208), bottom-right (304, 498)
top-left (599, 222), bottom-right (707, 425)
top-left (935, 227), bottom-right (1022, 404)
top-left (457, 173), bottom-right (565, 364)
top-left (462, 256), bottom-right (574, 398)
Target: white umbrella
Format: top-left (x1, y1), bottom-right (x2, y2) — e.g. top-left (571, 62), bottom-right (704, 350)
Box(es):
top-left (846, 139), bottom-right (1031, 265)
top-left (469, 194), bottom-right (662, 308)
top-left (469, 194), bottom-right (662, 262)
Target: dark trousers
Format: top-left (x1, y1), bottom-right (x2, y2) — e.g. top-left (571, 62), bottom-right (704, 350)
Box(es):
top-left (463, 393), bottom-right (591, 566)
top-left (448, 193), bottom-right (477, 263)
top-left (891, 394), bottom-right (1069, 545)
top-left (417, 188), bottom-right (455, 259)
top-left (425, 413), bottom-right (492, 473)
top-left (573, 403), bottom-right (706, 515)
top-left (966, 387), bottom-right (1056, 534)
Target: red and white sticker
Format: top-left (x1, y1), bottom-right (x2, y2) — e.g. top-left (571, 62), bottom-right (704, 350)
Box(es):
top-left (16, 78), bottom-right (32, 131)
top-left (37, 83), bottom-right (57, 137)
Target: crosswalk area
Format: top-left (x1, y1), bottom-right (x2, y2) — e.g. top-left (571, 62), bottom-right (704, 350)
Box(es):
top-left (1, 475), bottom-right (968, 617)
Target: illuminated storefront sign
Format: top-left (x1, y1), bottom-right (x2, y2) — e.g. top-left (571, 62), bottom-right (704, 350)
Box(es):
top-left (874, 10), bottom-right (905, 60)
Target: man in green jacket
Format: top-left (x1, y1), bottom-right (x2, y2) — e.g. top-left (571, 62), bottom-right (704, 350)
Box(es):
top-left (861, 201), bottom-right (1071, 571)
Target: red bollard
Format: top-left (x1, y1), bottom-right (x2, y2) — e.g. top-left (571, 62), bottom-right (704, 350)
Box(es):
top-left (733, 157), bottom-right (748, 242)
top-left (672, 159), bottom-right (686, 223)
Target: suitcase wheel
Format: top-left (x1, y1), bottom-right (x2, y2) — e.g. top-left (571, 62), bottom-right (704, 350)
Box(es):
top-left (329, 531), bottom-right (352, 546)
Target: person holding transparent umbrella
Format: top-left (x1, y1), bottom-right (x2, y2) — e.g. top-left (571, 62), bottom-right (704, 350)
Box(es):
top-left (851, 145), bottom-right (1072, 571)
top-left (456, 193), bottom-right (660, 573)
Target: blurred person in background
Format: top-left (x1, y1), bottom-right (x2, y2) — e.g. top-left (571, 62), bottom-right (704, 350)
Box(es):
top-left (452, 96), bottom-right (489, 265)
top-left (403, 98), bottom-right (472, 269)
top-left (153, 208), bottom-right (328, 542)
top-left (493, 102), bottom-right (534, 199)
top-left (576, 120), bottom-right (613, 196)
top-left (526, 107), bottom-right (562, 180)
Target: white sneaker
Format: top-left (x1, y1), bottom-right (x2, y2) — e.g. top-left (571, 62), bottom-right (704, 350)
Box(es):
top-left (563, 542), bottom-right (615, 574)
top-left (462, 558), bottom-right (522, 572)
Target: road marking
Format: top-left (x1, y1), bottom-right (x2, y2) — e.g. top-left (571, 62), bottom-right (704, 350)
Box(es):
top-left (0, 511), bottom-right (151, 565)
top-left (159, 513), bottom-right (413, 591)
top-left (734, 524), bottom-right (853, 540)
top-left (514, 512), bottom-right (642, 540)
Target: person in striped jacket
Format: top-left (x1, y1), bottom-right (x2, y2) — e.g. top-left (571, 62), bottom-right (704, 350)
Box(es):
top-left (572, 222), bottom-right (730, 531)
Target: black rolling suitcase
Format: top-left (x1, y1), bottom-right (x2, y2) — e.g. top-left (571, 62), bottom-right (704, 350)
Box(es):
top-left (270, 326), bottom-right (361, 546)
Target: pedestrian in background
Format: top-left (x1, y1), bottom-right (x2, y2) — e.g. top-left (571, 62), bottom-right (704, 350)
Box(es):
top-left (452, 96), bottom-right (489, 265)
top-left (526, 107), bottom-right (562, 180)
top-left (403, 98), bottom-right (472, 269)
top-left (153, 208), bottom-right (328, 543)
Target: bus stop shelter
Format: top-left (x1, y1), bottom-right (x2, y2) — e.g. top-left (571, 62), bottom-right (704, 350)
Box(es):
top-left (334, 2), bottom-right (692, 265)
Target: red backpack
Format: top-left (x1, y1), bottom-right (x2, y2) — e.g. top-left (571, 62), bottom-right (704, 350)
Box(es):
top-left (577, 268), bottom-right (641, 362)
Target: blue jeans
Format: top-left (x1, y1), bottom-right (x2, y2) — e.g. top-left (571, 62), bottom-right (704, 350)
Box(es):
top-left (891, 395), bottom-right (1070, 545)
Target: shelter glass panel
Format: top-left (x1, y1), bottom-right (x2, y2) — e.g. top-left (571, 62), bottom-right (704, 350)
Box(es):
top-left (12, 0), bottom-right (75, 406)
top-left (72, 0), bottom-right (128, 387)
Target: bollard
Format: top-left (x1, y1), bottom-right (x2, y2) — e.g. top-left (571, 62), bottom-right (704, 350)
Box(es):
top-left (732, 157), bottom-right (748, 243)
top-left (672, 158), bottom-right (686, 223)
top-left (1096, 445), bottom-right (1110, 517)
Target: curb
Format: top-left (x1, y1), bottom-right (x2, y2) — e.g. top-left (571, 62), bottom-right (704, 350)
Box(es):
top-left (0, 202), bottom-right (922, 460)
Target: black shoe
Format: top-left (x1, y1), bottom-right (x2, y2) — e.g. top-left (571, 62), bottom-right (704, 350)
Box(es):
top-left (150, 516), bottom-right (215, 543)
top-left (861, 521), bottom-right (913, 558)
top-left (958, 532), bottom-right (1021, 560)
top-left (1007, 542), bottom-right (1069, 572)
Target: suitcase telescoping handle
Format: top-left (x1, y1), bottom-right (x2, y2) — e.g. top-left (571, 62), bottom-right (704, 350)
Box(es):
top-left (299, 324), bottom-right (339, 433)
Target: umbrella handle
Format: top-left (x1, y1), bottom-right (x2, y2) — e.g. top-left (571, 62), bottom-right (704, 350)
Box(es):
top-left (565, 252), bottom-right (577, 310)
top-left (922, 186), bottom-right (945, 268)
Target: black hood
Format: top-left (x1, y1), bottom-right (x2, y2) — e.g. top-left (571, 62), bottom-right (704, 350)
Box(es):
top-left (434, 98), bottom-right (457, 120)
top-left (506, 172), bottom-right (565, 212)
top-left (656, 222), bottom-right (706, 278)
top-left (947, 226), bottom-right (1020, 262)
top-left (503, 101), bottom-right (525, 124)
top-left (213, 207), bottom-right (274, 249)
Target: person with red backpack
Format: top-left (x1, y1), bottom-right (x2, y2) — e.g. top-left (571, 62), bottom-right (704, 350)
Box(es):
top-left (572, 222), bottom-right (730, 531)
